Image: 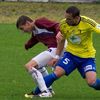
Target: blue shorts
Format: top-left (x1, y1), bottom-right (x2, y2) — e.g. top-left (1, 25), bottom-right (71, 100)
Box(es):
top-left (56, 52), bottom-right (96, 78)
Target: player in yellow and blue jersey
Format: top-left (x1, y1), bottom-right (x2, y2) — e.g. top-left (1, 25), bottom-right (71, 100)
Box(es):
top-left (30, 6), bottom-right (100, 97)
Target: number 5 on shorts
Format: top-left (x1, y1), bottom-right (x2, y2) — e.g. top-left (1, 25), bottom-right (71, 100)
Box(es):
top-left (63, 58), bottom-right (70, 65)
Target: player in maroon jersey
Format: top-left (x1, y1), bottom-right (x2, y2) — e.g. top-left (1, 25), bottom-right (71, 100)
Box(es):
top-left (16, 15), bottom-right (61, 98)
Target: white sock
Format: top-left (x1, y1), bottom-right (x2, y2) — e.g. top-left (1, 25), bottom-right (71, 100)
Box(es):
top-left (38, 67), bottom-right (52, 90)
top-left (29, 67), bottom-right (48, 92)
top-left (38, 67), bottom-right (49, 77)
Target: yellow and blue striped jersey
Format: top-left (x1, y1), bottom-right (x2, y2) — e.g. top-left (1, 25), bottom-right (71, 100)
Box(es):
top-left (60, 16), bottom-right (100, 58)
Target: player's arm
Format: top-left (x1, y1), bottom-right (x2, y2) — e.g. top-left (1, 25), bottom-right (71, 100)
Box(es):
top-left (56, 32), bottom-right (65, 56)
top-left (87, 18), bottom-right (100, 34)
top-left (92, 23), bottom-right (100, 34)
top-left (48, 32), bottom-right (65, 66)
top-left (25, 34), bottom-right (39, 50)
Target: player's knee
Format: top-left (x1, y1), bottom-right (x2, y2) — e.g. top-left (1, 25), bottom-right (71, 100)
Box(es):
top-left (25, 63), bottom-right (32, 70)
top-left (54, 66), bottom-right (65, 78)
top-left (85, 71), bottom-right (96, 86)
top-left (86, 78), bottom-right (96, 86)
top-left (25, 63), bottom-right (29, 69)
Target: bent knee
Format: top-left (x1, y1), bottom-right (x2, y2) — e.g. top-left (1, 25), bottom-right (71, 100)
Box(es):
top-left (25, 63), bottom-right (29, 68)
top-left (86, 78), bottom-right (96, 86)
top-left (54, 66), bottom-right (65, 78)
top-left (25, 60), bottom-right (37, 70)
top-left (85, 71), bottom-right (96, 85)
top-left (25, 63), bottom-right (31, 70)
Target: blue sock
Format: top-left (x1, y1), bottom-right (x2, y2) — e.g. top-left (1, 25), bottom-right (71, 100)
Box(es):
top-left (33, 72), bottom-right (58, 95)
top-left (89, 78), bottom-right (100, 90)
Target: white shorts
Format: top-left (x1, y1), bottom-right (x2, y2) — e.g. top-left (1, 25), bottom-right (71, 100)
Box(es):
top-left (32, 48), bottom-right (57, 68)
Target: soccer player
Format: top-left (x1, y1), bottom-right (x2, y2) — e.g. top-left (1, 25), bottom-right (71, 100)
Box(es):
top-left (33, 6), bottom-right (100, 96)
top-left (16, 16), bottom-right (61, 97)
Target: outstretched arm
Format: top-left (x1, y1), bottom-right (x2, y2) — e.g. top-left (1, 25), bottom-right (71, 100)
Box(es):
top-left (25, 35), bottom-right (39, 50)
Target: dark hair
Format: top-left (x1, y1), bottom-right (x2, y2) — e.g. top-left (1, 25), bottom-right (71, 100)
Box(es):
top-left (16, 15), bottom-right (33, 29)
top-left (66, 6), bottom-right (80, 18)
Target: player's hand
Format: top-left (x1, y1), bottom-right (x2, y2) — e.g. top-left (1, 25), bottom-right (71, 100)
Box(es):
top-left (48, 58), bottom-right (59, 66)
top-left (56, 31), bottom-right (63, 42)
top-left (25, 44), bottom-right (29, 50)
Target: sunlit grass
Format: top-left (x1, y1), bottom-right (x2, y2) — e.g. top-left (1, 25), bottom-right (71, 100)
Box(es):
top-left (0, 2), bottom-right (100, 23)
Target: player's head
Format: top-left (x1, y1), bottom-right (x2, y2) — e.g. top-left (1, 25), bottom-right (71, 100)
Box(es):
top-left (65, 6), bottom-right (80, 26)
top-left (16, 15), bottom-right (34, 33)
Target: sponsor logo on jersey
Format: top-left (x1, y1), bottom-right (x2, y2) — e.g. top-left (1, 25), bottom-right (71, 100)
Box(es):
top-left (69, 34), bottom-right (81, 44)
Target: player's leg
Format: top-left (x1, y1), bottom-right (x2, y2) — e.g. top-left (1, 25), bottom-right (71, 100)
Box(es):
top-left (38, 67), bottom-right (49, 77)
top-left (78, 58), bottom-right (100, 90)
top-left (25, 60), bottom-right (50, 94)
top-left (34, 66), bottom-right (65, 95)
top-left (34, 52), bottom-right (76, 95)
top-left (38, 67), bottom-right (54, 94)
top-left (85, 71), bottom-right (100, 90)
top-left (28, 48), bottom-right (57, 96)
top-left (32, 47), bottom-right (63, 95)
top-left (25, 49), bottom-right (57, 98)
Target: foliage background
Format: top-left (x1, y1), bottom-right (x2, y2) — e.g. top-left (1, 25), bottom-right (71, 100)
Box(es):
top-left (0, 2), bottom-right (100, 23)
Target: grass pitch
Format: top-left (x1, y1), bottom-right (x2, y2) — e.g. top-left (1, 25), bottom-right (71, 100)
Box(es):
top-left (0, 2), bottom-right (100, 100)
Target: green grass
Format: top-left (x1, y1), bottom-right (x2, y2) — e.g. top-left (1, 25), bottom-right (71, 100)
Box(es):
top-left (0, 23), bottom-right (100, 100)
top-left (0, 2), bottom-right (100, 100)
top-left (0, 23), bottom-right (46, 100)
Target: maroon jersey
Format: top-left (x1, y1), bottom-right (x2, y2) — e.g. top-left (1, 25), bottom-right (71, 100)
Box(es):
top-left (25, 17), bottom-right (59, 50)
